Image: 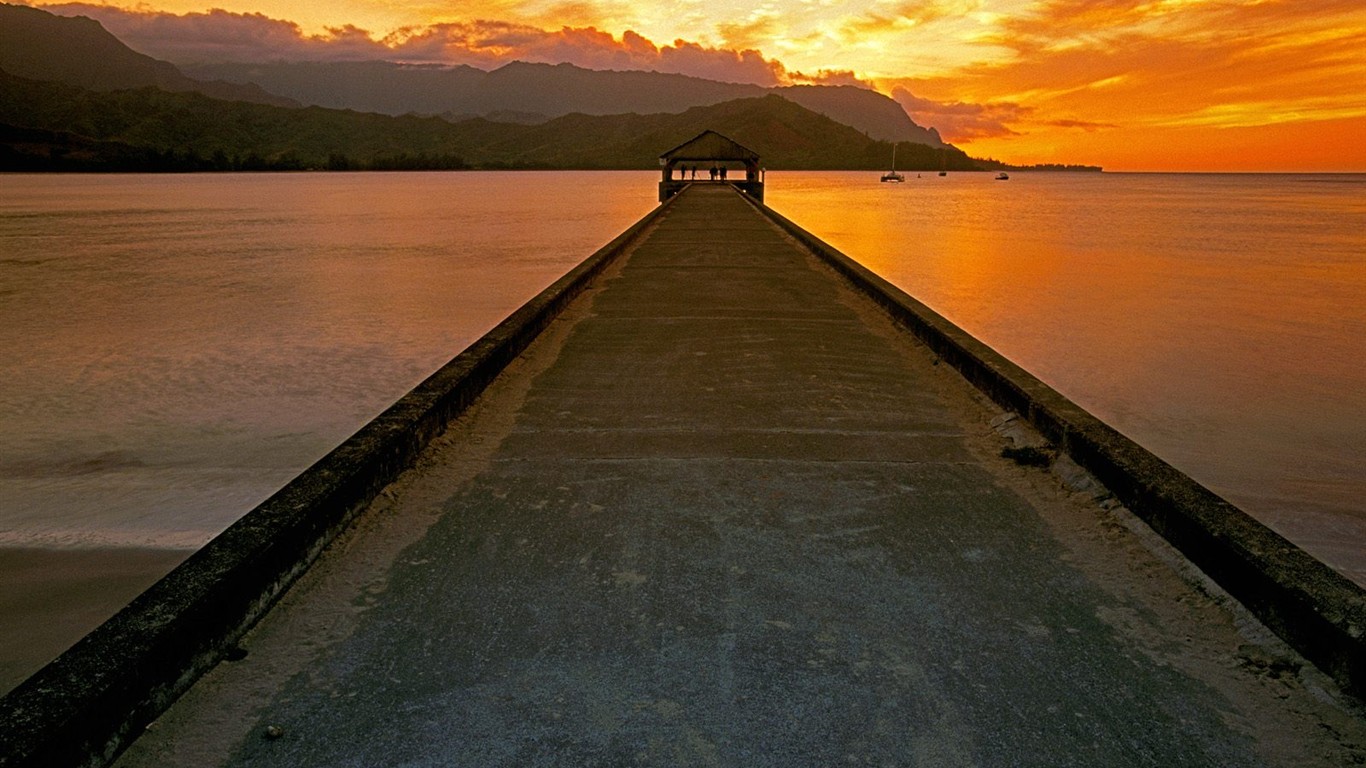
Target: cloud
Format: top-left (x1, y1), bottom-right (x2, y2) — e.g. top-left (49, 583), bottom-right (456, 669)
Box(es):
top-left (790, 69), bottom-right (874, 88)
top-left (40, 4), bottom-right (391, 61)
top-left (956, 0), bottom-right (1366, 126)
top-left (534, 1), bottom-right (625, 28)
top-left (716, 14), bottom-right (781, 51)
top-left (839, 0), bottom-right (959, 40)
top-left (1045, 119), bottom-right (1116, 131)
top-left (888, 80), bottom-right (1119, 143)
top-left (35, 3), bottom-right (789, 85)
top-left (656, 38), bottom-right (787, 85)
top-left (384, 21), bottom-right (788, 84)
top-left (890, 88), bottom-right (1030, 141)
top-left (886, 0), bottom-right (1366, 162)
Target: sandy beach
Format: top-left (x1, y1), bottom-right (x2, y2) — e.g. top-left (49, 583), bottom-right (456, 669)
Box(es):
top-left (0, 547), bottom-right (191, 694)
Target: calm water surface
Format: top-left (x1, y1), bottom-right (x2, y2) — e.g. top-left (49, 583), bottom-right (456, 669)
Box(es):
top-left (0, 172), bottom-right (657, 548)
top-left (769, 171), bottom-right (1366, 582)
top-left (2, 170), bottom-right (1364, 583)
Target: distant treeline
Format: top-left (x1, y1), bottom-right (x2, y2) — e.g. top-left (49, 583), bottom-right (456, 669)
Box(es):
top-left (971, 155), bottom-right (1103, 173)
top-left (328, 152), bottom-right (470, 171)
top-left (0, 126), bottom-right (472, 172)
top-left (1003, 163), bottom-right (1103, 172)
top-left (0, 69), bottom-right (486, 172)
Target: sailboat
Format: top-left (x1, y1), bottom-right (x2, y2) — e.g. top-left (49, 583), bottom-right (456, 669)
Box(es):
top-left (938, 147), bottom-right (947, 176)
top-left (880, 143), bottom-right (905, 182)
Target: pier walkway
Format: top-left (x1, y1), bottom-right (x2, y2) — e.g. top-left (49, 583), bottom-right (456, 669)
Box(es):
top-left (116, 185), bottom-right (1363, 766)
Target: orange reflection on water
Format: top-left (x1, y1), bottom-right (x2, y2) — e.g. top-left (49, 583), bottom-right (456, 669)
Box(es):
top-left (768, 170), bottom-right (1366, 583)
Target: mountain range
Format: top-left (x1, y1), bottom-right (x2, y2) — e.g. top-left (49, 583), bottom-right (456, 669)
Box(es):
top-left (0, 68), bottom-right (980, 172)
top-left (0, 4), bottom-right (940, 146)
top-left (0, 4), bottom-right (1097, 172)
top-left (181, 60), bottom-right (944, 147)
top-left (0, 3), bottom-right (295, 107)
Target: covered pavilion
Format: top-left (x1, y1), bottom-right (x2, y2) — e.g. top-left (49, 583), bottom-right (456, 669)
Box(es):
top-left (658, 130), bottom-right (764, 203)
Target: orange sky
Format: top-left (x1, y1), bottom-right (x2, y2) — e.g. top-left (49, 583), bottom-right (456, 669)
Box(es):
top-left (33, 1), bottom-right (1366, 171)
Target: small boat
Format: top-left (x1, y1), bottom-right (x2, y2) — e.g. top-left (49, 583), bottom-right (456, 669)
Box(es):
top-left (880, 144), bottom-right (904, 182)
top-left (996, 172), bottom-right (1010, 180)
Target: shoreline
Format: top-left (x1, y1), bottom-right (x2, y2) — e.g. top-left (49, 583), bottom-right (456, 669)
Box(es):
top-left (0, 546), bottom-right (193, 695)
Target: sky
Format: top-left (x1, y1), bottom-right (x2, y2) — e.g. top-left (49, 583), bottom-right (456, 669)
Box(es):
top-left (31, 0), bottom-right (1366, 171)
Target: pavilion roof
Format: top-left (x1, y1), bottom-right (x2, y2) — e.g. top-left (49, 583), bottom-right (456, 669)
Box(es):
top-left (659, 130), bottom-right (760, 164)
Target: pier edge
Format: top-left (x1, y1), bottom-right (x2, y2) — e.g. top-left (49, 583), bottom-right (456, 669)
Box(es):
top-left (741, 189), bottom-right (1366, 700)
top-left (4, 184), bottom-right (1362, 768)
top-left (0, 196), bottom-right (678, 768)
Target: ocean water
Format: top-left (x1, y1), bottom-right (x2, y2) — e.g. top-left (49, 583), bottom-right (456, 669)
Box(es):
top-left (767, 171), bottom-right (1366, 583)
top-left (1, 170), bottom-right (1363, 584)
top-left (0, 172), bottom-right (657, 549)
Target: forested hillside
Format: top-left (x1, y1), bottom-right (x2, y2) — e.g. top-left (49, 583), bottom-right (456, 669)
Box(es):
top-left (0, 72), bottom-right (981, 172)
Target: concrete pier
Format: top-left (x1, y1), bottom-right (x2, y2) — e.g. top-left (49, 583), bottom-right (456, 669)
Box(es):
top-left (104, 185), bottom-right (1365, 766)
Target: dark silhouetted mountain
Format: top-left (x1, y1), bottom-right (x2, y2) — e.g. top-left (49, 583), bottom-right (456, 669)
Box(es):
top-left (183, 60), bottom-right (764, 120)
top-left (468, 62), bottom-right (766, 118)
top-left (0, 70), bottom-right (981, 171)
top-left (182, 60), bottom-right (943, 146)
top-left (776, 85), bottom-right (941, 147)
top-left (0, 3), bottom-right (296, 107)
top-left (482, 110), bottom-right (552, 124)
top-left (478, 94), bottom-right (963, 168)
top-left (174, 60), bottom-right (486, 115)
top-left (4, 4), bottom-right (943, 146)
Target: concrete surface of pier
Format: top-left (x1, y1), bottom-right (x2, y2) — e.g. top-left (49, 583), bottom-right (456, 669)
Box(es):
top-left (116, 185), bottom-right (1364, 766)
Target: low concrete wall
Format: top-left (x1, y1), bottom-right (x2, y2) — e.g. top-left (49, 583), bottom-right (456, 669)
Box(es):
top-left (0, 197), bottom-right (678, 768)
top-left (747, 193), bottom-right (1366, 699)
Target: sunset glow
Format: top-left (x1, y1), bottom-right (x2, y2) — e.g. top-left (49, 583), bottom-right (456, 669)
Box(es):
top-left (30, 0), bottom-right (1366, 171)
